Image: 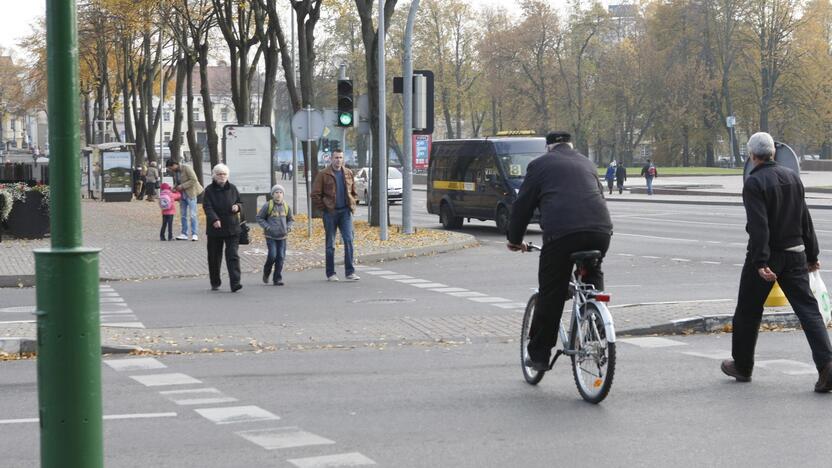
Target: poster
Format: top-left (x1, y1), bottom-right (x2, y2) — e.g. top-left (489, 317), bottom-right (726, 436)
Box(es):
top-left (224, 125), bottom-right (272, 194)
top-left (413, 134), bottom-right (431, 170)
top-left (102, 151), bottom-right (132, 193)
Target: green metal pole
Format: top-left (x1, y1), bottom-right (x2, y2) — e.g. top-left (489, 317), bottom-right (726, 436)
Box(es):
top-left (35, 0), bottom-right (103, 466)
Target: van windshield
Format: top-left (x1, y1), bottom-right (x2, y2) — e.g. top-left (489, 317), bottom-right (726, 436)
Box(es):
top-left (498, 153), bottom-right (539, 179)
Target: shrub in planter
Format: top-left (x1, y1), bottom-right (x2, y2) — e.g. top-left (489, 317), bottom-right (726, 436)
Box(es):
top-left (0, 183), bottom-right (51, 239)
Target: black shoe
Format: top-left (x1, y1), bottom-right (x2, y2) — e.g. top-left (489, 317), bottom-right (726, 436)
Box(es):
top-left (524, 357), bottom-right (549, 372)
top-left (274, 281), bottom-right (284, 286)
top-left (231, 284), bottom-right (243, 292)
top-left (262, 271), bottom-right (270, 284)
top-left (211, 285), bottom-right (220, 291)
top-left (721, 360), bottom-right (751, 382)
top-left (815, 362), bottom-right (832, 393)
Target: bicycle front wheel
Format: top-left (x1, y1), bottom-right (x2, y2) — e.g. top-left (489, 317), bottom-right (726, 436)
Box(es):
top-left (521, 293), bottom-right (545, 385)
top-left (570, 302), bottom-right (615, 403)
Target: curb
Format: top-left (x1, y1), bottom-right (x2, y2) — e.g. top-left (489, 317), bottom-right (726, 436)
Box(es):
top-left (0, 337), bottom-right (144, 356)
top-left (620, 312), bottom-right (801, 336)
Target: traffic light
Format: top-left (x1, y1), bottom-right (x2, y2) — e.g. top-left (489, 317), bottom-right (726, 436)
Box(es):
top-left (337, 79), bottom-right (354, 127)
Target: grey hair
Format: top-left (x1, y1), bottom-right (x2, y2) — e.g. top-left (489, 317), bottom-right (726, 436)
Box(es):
top-left (747, 132), bottom-right (775, 160)
top-left (547, 142), bottom-right (573, 151)
top-left (212, 163), bottom-right (230, 176)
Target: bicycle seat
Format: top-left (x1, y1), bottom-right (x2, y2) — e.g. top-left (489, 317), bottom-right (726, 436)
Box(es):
top-left (570, 250), bottom-right (602, 263)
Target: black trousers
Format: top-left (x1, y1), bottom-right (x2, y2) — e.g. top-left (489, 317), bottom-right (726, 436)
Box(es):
top-left (528, 231), bottom-right (611, 362)
top-left (160, 214), bottom-right (174, 240)
top-left (732, 251), bottom-right (832, 373)
top-left (207, 235), bottom-right (241, 289)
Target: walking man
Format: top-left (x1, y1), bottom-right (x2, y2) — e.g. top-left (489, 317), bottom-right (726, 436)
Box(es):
top-left (722, 132), bottom-right (832, 392)
top-left (311, 149), bottom-right (360, 282)
top-left (167, 159), bottom-right (204, 241)
top-left (640, 159), bottom-right (657, 195)
top-left (615, 162), bottom-right (627, 194)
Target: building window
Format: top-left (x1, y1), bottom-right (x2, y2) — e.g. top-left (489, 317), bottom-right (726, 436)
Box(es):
top-left (221, 108), bottom-right (228, 122)
top-left (193, 110), bottom-right (201, 121)
top-left (164, 111), bottom-right (171, 122)
top-left (164, 132), bottom-right (171, 143)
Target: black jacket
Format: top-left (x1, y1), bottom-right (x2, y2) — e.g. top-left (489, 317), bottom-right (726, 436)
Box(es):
top-left (615, 165), bottom-right (627, 183)
top-left (203, 181), bottom-right (243, 237)
top-left (508, 144), bottom-right (613, 244)
top-left (743, 161), bottom-right (819, 267)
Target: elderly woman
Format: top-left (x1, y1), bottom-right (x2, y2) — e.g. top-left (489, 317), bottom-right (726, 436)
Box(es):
top-left (202, 163), bottom-right (244, 292)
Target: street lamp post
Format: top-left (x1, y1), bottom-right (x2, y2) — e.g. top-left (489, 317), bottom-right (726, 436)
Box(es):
top-left (35, 1), bottom-right (103, 467)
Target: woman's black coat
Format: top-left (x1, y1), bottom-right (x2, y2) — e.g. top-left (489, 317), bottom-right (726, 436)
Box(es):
top-left (202, 180), bottom-right (243, 237)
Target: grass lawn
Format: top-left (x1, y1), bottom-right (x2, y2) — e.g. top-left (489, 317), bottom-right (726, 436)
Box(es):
top-left (597, 166), bottom-right (743, 176)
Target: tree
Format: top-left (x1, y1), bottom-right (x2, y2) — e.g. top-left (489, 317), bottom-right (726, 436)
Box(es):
top-left (213, 0), bottom-right (260, 125)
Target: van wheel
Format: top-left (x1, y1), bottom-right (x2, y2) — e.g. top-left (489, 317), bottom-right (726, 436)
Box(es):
top-left (496, 205), bottom-right (510, 234)
top-left (440, 202), bottom-right (463, 229)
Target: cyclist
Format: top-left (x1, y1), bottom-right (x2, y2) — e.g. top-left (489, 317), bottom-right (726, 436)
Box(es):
top-left (507, 131), bottom-right (613, 371)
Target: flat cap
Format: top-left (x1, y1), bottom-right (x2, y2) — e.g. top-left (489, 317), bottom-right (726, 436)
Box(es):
top-left (546, 131), bottom-right (571, 144)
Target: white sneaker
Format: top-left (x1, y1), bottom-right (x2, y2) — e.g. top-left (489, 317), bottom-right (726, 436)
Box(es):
top-left (191, 234), bottom-right (199, 241)
top-left (346, 273), bottom-right (361, 281)
top-left (175, 234), bottom-right (189, 241)
top-left (327, 275), bottom-right (340, 282)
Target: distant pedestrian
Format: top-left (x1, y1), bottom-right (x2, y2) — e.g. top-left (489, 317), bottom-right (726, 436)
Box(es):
top-left (615, 164), bottom-right (627, 194)
top-left (158, 182), bottom-right (181, 241)
top-left (166, 159), bottom-right (204, 241)
top-left (256, 184), bottom-right (294, 286)
top-left (133, 166), bottom-right (143, 200)
top-left (604, 161), bottom-right (616, 195)
top-left (640, 159), bottom-right (657, 195)
top-left (280, 162), bottom-right (288, 180)
top-left (721, 131), bottom-right (832, 392)
top-left (145, 161), bottom-right (160, 201)
top-left (203, 163), bottom-right (243, 292)
top-left (287, 162), bottom-right (293, 180)
top-left (311, 148), bottom-right (360, 282)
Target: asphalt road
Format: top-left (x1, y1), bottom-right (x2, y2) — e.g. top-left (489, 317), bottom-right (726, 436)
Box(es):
top-left (1, 332), bottom-right (829, 467)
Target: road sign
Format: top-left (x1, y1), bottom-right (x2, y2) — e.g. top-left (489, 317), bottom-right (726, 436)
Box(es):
top-left (726, 116), bottom-right (736, 128)
top-left (743, 141), bottom-right (801, 181)
top-left (291, 108), bottom-right (324, 141)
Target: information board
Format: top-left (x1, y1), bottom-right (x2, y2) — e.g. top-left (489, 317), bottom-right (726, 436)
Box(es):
top-left (223, 125), bottom-right (273, 194)
top-left (102, 151), bottom-right (132, 193)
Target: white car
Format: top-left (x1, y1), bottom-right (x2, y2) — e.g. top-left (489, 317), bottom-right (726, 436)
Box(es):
top-left (354, 167), bottom-right (403, 205)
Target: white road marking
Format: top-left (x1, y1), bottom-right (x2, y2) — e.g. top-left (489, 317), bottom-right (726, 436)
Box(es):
top-left (160, 388), bottom-right (238, 406)
top-left (194, 405), bottom-right (280, 425)
top-left (640, 256), bottom-right (660, 259)
top-left (616, 253), bottom-right (635, 257)
top-left (701, 261), bottom-right (721, 265)
top-left (379, 275), bottom-right (413, 280)
top-left (130, 373), bottom-right (202, 387)
top-left (288, 452), bottom-right (376, 468)
top-left (104, 357), bottom-right (166, 372)
top-left (616, 232), bottom-right (700, 243)
top-left (100, 292), bottom-right (121, 297)
top-left (0, 412), bottom-right (177, 425)
top-left (447, 291), bottom-right (487, 298)
top-left (409, 283), bottom-right (448, 288)
top-left (733, 264), bottom-right (744, 267)
top-left (428, 287), bottom-right (468, 293)
top-left (618, 337), bottom-right (688, 348)
top-left (0, 306), bottom-right (36, 313)
top-left (396, 279), bottom-right (431, 284)
top-left (354, 266), bottom-right (380, 271)
top-left (671, 258), bottom-right (691, 262)
top-left (467, 297), bottom-right (512, 303)
top-left (681, 350), bottom-right (731, 360)
top-left (756, 359), bottom-right (818, 375)
top-left (101, 322), bottom-right (146, 329)
top-left (365, 270), bottom-right (396, 275)
top-left (99, 297), bottom-right (126, 303)
top-left (493, 302), bottom-right (528, 309)
top-left (235, 426), bottom-right (335, 450)
top-left (610, 298), bottom-right (732, 309)
top-left (622, 216), bottom-right (745, 229)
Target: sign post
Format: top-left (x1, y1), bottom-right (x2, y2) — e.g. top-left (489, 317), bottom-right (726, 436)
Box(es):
top-left (291, 107), bottom-right (324, 236)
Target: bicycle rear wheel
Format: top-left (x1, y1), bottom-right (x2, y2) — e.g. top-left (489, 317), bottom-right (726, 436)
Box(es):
top-left (521, 293), bottom-right (545, 385)
top-left (570, 302), bottom-right (615, 403)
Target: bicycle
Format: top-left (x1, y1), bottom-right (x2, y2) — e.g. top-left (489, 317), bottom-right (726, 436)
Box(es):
top-left (520, 243), bottom-right (617, 403)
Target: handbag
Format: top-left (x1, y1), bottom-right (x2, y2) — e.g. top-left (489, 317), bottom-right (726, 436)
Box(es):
top-left (238, 221), bottom-right (250, 245)
top-left (809, 270), bottom-right (832, 325)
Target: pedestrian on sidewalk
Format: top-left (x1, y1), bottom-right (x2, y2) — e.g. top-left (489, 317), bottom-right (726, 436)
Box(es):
top-left (145, 161), bottom-right (160, 201)
top-left (311, 148), bottom-right (360, 282)
top-left (640, 159), bottom-right (657, 195)
top-left (256, 184), bottom-right (294, 286)
top-left (604, 161), bottom-right (616, 195)
top-left (203, 163), bottom-right (243, 292)
top-left (615, 163), bottom-right (627, 194)
top-left (722, 131), bottom-right (832, 392)
top-left (158, 182), bottom-right (181, 241)
top-left (167, 159), bottom-right (204, 241)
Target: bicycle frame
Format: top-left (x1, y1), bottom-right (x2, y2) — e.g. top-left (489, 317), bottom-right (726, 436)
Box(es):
top-left (551, 271), bottom-right (616, 366)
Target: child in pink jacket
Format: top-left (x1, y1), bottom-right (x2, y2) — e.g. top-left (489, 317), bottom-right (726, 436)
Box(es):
top-left (158, 182), bottom-right (181, 240)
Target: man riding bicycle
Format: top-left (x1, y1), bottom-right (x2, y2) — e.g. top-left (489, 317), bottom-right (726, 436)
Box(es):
top-left (507, 131), bottom-right (613, 371)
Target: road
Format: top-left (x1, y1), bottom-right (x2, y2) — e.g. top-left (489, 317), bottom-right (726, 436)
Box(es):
top-left (1, 332), bottom-right (829, 467)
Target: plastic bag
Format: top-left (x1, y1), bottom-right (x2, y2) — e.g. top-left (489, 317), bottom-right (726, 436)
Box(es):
top-left (809, 271), bottom-right (832, 325)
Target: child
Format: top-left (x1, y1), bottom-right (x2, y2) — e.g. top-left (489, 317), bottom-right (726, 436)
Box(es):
top-left (158, 183), bottom-right (181, 241)
top-left (256, 184), bottom-right (294, 285)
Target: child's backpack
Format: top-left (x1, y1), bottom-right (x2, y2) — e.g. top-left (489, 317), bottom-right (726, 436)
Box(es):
top-left (159, 193), bottom-right (172, 211)
top-left (647, 165), bottom-right (657, 176)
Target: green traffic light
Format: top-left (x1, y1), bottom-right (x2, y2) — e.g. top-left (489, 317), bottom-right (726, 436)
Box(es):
top-left (339, 112), bottom-right (353, 126)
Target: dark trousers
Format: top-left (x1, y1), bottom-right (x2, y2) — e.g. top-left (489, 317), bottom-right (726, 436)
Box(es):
top-left (160, 214), bottom-right (174, 240)
top-left (617, 180), bottom-right (625, 194)
top-left (264, 238), bottom-right (286, 283)
top-left (606, 179), bottom-right (614, 194)
top-left (528, 231), bottom-right (611, 362)
top-left (732, 251), bottom-right (832, 373)
top-left (207, 235), bottom-right (241, 289)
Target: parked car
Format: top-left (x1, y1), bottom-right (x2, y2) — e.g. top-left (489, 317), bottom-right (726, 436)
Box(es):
top-left (354, 167), bottom-right (403, 205)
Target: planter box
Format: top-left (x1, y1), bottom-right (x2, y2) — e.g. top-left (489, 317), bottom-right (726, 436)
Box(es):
top-left (5, 191), bottom-right (50, 239)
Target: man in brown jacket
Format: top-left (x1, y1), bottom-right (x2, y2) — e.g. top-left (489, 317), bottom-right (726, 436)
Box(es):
top-left (311, 149), bottom-right (360, 281)
top-left (167, 159), bottom-right (204, 241)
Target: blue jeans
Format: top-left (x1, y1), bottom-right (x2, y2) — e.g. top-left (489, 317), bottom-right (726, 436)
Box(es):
top-left (264, 238), bottom-right (286, 283)
top-left (323, 208), bottom-right (355, 278)
top-left (645, 176), bottom-right (654, 195)
top-left (180, 194), bottom-right (199, 236)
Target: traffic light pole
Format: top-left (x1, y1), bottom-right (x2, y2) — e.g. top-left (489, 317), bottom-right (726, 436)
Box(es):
top-left (36, 1), bottom-right (104, 467)
top-left (402, 0), bottom-right (420, 235)
top-left (378, 0), bottom-right (388, 240)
